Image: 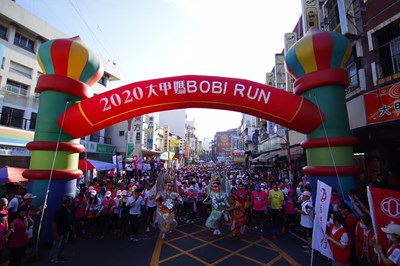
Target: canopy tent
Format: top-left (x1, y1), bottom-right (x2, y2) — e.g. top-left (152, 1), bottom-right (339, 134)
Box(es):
top-left (78, 159), bottom-right (117, 171)
top-left (0, 167), bottom-right (28, 183)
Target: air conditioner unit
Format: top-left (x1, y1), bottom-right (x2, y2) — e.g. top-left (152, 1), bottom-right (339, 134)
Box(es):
top-left (358, 68), bottom-right (367, 91)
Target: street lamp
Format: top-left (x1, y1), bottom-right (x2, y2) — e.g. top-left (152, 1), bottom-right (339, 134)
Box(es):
top-left (276, 127), bottom-right (293, 180)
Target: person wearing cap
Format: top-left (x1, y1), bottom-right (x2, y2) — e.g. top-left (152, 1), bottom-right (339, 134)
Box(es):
top-left (325, 211), bottom-right (351, 265)
top-left (86, 190), bottom-right (99, 237)
top-left (20, 192), bottom-right (45, 260)
top-left (251, 183), bottom-right (268, 234)
top-left (371, 222), bottom-right (400, 266)
top-left (268, 182), bottom-right (284, 237)
top-left (96, 191), bottom-right (115, 240)
top-left (48, 196), bottom-right (72, 265)
top-left (21, 193), bottom-right (45, 216)
top-left (296, 190), bottom-right (314, 250)
top-left (8, 205), bottom-right (34, 266)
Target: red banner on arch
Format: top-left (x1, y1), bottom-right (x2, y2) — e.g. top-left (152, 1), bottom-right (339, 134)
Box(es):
top-left (57, 75), bottom-right (324, 138)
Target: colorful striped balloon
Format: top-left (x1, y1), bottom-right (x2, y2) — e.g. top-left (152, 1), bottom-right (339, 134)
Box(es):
top-left (285, 29), bottom-right (352, 79)
top-left (37, 36), bottom-right (103, 86)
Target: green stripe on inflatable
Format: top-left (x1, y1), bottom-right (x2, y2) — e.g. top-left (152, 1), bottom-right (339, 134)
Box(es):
top-left (306, 146), bottom-right (356, 166)
top-left (30, 151), bottom-right (80, 169)
top-left (38, 40), bottom-right (56, 74)
top-left (34, 90), bottom-right (82, 142)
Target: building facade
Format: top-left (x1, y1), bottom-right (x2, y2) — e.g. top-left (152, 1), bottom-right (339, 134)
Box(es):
top-left (255, 0), bottom-right (400, 188)
top-left (0, 0), bottom-right (122, 167)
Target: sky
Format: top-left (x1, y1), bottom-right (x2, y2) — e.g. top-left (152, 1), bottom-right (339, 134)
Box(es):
top-left (17, 0), bottom-right (302, 140)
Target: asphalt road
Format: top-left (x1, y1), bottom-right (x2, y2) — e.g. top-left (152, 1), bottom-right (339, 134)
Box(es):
top-left (2, 221), bottom-right (327, 266)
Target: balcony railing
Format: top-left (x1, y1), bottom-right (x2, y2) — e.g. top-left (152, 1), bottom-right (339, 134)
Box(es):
top-left (88, 134), bottom-right (112, 145)
top-left (2, 84), bottom-right (28, 97)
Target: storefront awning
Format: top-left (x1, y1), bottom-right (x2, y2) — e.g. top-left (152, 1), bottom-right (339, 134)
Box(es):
top-left (141, 149), bottom-right (161, 157)
top-left (252, 151), bottom-right (280, 163)
top-left (252, 146), bottom-right (303, 163)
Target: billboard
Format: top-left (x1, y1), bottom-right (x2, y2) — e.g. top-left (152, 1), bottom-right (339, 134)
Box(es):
top-left (146, 116), bottom-right (154, 150)
top-left (215, 133), bottom-right (231, 154)
top-left (233, 150), bottom-right (246, 163)
top-left (364, 84), bottom-right (400, 124)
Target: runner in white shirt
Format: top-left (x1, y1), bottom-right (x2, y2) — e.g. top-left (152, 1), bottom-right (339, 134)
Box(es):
top-left (144, 185), bottom-right (157, 233)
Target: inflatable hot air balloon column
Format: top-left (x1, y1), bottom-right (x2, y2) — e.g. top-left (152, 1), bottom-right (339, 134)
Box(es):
top-left (285, 29), bottom-right (360, 195)
top-left (23, 37), bottom-right (103, 243)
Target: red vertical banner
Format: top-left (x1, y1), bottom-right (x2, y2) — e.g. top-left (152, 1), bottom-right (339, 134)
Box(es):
top-left (367, 187), bottom-right (400, 252)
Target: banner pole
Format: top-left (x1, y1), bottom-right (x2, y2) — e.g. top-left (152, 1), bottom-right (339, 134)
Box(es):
top-left (310, 249), bottom-right (314, 266)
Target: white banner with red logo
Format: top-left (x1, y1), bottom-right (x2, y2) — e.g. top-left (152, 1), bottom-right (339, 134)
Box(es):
top-left (312, 180), bottom-right (333, 260)
top-left (367, 186), bottom-right (400, 252)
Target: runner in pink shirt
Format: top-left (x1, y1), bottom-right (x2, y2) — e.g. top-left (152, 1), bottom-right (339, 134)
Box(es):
top-left (73, 193), bottom-right (87, 238)
top-left (251, 184), bottom-right (268, 233)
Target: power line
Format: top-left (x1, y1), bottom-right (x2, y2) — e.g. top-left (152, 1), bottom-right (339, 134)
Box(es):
top-left (67, 0), bottom-right (114, 62)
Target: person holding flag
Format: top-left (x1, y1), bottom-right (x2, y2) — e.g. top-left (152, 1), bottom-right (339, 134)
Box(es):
top-left (355, 214), bottom-right (375, 265)
top-left (367, 186), bottom-right (400, 265)
top-left (371, 222), bottom-right (400, 266)
top-left (325, 211), bottom-right (351, 266)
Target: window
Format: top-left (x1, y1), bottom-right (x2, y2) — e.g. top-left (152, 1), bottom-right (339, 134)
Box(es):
top-left (346, 47), bottom-right (360, 92)
top-left (5, 80), bottom-right (28, 96)
top-left (374, 20), bottom-right (400, 79)
top-left (14, 32), bottom-right (34, 52)
top-left (119, 131), bottom-right (125, 137)
top-left (9, 61), bottom-right (32, 79)
top-left (29, 112), bottom-right (37, 131)
top-left (98, 75), bottom-right (107, 86)
top-left (0, 25), bottom-right (6, 39)
top-left (0, 106), bottom-right (24, 129)
top-left (324, 0), bottom-right (340, 31)
top-left (90, 134), bottom-right (100, 142)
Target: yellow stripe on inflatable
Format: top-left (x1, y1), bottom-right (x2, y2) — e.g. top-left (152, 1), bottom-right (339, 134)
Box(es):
top-left (296, 36), bottom-right (317, 73)
top-left (67, 42), bottom-right (88, 81)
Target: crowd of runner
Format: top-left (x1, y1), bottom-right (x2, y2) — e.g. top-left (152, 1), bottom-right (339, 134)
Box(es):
top-left (0, 163), bottom-right (398, 266)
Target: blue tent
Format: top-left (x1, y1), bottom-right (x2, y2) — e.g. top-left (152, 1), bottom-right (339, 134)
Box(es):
top-left (78, 159), bottom-right (116, 171)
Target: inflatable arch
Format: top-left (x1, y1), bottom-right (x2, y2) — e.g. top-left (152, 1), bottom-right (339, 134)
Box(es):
top-left (53, 75), bottom-right (324, 138)
top-left (25, 30), bottom-right (359, 244)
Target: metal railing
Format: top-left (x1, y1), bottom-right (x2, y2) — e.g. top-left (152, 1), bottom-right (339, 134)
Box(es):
top-left (88, 134), bottom-right (112, 144)
top-left (2, 84), bottom-right (29, 97)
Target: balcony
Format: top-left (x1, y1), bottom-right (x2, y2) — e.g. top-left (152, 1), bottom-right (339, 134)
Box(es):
top-left (2, 84), bottom-right (29, 97)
